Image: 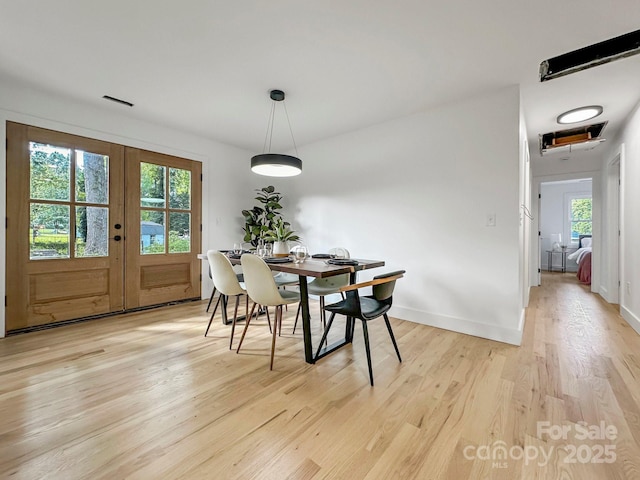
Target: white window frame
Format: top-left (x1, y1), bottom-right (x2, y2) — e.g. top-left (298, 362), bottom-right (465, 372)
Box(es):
top-left (564, 192), bottom-right (592, 247)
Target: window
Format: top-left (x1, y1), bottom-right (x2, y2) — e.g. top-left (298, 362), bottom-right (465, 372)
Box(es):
top-left (568, 195), bottom-right (592, 244)
top-left (140, 162), bottom-right (192, 254)
top-left (29, 142), bottom-right (110, 259)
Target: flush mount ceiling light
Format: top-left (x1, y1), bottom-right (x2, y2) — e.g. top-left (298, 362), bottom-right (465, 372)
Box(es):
top-left (251, 89), bottom-right (302, 177)
top-left (557, 105), bottom-right (603, 124)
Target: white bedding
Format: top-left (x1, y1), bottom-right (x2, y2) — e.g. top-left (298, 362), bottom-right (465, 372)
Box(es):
top-left (568, 247), bottom-right (592, 264)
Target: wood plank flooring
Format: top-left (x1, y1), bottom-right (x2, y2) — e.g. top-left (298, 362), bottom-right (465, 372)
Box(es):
top-left (1, 273), bottom-right (639, 479)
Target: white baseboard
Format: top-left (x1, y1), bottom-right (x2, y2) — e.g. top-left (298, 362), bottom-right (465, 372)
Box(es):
top-left (621, 305), bottom-right (640, 336)
top-left (389, 305), bottom-right (524, 346)
top-left (599, 285), bottom-right (620, 305)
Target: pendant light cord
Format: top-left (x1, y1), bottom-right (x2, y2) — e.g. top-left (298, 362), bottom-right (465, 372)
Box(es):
top-left (261, 93), bottom-right (299, 156)
top-left (282, 100), bottom-right (299, 157)
top-left (262, 101), bottom-right (276, 154)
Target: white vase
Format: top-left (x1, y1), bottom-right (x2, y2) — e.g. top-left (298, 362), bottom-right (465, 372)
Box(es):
top-left (272, 241), bottom-right (289, 257)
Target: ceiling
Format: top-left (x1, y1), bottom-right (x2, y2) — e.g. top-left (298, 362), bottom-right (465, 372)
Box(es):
top-left (1, 1), bottom-right (640, 162)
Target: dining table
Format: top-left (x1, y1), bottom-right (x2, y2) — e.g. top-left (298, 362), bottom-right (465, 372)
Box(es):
top-left (217, 253), bottom-right (385, 364)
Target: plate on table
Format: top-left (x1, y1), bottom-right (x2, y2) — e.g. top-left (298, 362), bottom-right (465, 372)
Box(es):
top-left (327, 258), bottom-right (359, 266)
top-left (311, 253), bottom-right (332, 259)
top-left (264, 257), bottom-right (292, 264)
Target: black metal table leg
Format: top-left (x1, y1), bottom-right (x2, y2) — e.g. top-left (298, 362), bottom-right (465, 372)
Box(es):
top-left (298, 275), bottom-right (315, 364)
top-left (221, 295), bottom-right (229, 325)
top-left (345, 270), bottom-right (357, 342)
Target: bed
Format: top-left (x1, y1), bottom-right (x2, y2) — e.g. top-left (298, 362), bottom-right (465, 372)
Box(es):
top-left (567, 235), bottom-right (592, 285)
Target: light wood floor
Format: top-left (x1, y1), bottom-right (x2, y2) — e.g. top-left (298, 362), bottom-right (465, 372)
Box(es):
top-left (1, 273), bottom-right (640, 479)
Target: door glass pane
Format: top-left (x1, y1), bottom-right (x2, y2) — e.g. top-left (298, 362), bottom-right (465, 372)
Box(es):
top-left (30, 203), bottom-right (70, 259)
top-left (141, 163), bottom-right (166, 208)
top-left (141, 211), bottom-right (165, 254)
top-left (169, 168), bottom-right (191, 210)
top-left (76, 206), bottom-right (109, 257)
top-left (76, 151), bottom-right (109, 204)
top-left (169, 212), bottom-right (190, 253)
top-left (29, 142), bottom-right (71, 201)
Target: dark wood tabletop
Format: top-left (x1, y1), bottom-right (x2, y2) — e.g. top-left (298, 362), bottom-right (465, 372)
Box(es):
top-left (227, 256), bottom-right (384, 278)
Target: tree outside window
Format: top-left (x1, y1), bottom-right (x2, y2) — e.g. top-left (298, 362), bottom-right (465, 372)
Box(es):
top-left (570, 197), bottom-right (592, 243)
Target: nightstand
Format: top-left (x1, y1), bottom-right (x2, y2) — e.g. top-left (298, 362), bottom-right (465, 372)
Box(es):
top-left (546, 250), bottom-right (567, 272)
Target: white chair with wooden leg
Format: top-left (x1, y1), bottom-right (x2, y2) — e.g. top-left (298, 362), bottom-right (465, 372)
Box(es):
top-left (205, 250), bottom-right (248, 349)
top-left (236, 254), bottom-right (300, 370)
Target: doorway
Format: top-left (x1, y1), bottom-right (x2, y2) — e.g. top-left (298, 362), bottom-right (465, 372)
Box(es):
top-left (538, 178), bottom-right (593, 282)
top-left (5, 122), bottom-right (202, 332)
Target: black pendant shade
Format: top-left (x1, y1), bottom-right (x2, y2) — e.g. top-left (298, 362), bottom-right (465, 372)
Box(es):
top-left (251, 153), bottom-right (302, 177)
top-left (252, 89), bottom-right (302, 177)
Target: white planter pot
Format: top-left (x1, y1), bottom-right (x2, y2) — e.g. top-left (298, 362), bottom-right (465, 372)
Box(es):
top-left (272, 241), bottom-right (289, 257)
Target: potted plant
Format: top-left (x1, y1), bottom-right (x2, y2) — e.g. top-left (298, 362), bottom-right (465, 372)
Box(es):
top-left (264, 218), bottom-right (300, 256)
top-left (242, 186), bottom-right (284, 247)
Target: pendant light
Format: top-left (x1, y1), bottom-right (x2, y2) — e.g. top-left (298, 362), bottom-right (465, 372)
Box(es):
top-left (251, 89), bottom-right (302, 177)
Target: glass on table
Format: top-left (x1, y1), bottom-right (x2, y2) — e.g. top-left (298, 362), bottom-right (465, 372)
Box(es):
top-left (233, 242), bottom-right (243, 255)
top-left (292, 245), bottom-right (308, 264)
top-left (332, 247), bottom-right (348, 259)
top-left (255, 239), bottom-right (265, 257)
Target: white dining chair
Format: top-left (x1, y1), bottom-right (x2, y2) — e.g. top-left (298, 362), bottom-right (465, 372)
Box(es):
top-left (236, 254), bottom-right (300, 370)
top-left (206, 250), bottom-right (248, 349)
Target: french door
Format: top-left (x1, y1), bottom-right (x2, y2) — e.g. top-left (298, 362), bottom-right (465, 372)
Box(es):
top-left (5, 122), bottom-right (201, 332)
top-left (124, 148), bottom-right (201, 309)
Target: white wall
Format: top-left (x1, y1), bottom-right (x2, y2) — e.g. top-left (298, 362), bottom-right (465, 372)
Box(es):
top-left (289, 86), bottom-right (525, 345)
top-left (539, 180), bottom-right (592, 271)
top-left (0, 80), bottom-right (254, 337)
top-left (601, 100), bottom-right (640, 334)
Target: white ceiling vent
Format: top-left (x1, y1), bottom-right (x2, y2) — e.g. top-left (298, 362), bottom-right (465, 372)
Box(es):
top-left (539, 122), bottom-right (607, 156)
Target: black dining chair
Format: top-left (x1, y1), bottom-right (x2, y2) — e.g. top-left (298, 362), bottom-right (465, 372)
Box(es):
top-left (315, 270), bottom-right (405, 386)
